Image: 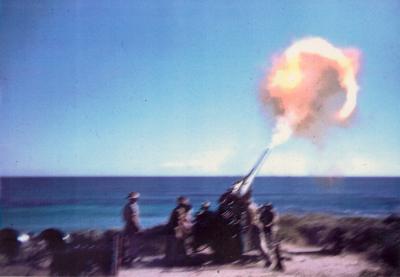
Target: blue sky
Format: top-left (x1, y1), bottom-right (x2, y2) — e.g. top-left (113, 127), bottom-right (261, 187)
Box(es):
top-left (0, 0), bottom-right (399, 176)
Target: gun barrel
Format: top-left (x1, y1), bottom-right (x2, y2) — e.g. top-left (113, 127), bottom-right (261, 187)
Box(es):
top-left (232, 148), bottom-right (270, 196)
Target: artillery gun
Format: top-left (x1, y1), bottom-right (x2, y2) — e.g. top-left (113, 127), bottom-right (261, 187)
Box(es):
top-left (192, 149), bottom-right (270, 262)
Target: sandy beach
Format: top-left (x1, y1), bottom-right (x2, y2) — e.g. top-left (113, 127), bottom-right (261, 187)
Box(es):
top-left (119, 244), bottom-right (381, 277)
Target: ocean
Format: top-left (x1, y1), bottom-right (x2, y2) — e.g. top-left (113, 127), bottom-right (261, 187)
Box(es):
top-left (1, 177), bottom-right (399, 232)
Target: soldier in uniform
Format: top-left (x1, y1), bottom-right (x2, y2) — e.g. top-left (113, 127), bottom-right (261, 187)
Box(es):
top-left (241, 194), bottom-right (272, 267)
top-left (260, 203), bottom-right (276, 244)
top-left (121, 192), bottom-right (141, 265)
top-left (165, 196), bottom-right (193, 266)
top-left (259, 203), bottom-right (284, 271)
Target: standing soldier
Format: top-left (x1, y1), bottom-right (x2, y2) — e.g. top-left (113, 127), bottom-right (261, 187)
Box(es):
top-left (260, 203), bottom-right (275, 244)
top-left (122, 192), bottom-right (141, 265)
top-left (241, 194), bottom-right (272, 267)
top-left (165, 196), bottom-right (193, 266)
top-left (260, 203), bottom-right (284, 271)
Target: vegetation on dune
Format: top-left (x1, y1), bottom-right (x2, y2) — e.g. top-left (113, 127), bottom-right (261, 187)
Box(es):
top-left (277, 214), bottom-right (400, 274)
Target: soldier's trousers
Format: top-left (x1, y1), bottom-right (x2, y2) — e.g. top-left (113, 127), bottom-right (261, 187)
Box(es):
top-left (250, 225), bottom-right (271, 266)
top-left (165, 235), bottom-right (188, 265)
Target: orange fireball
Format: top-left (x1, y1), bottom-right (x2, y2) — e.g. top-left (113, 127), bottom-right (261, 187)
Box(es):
top-left (261, 37), bottom-right (361, 148)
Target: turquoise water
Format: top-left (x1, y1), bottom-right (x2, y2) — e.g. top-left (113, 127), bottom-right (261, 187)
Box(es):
top-left (1, 177), bottom-right (399, 232)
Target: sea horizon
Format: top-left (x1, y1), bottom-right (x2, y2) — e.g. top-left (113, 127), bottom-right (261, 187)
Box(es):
top-left (1, 176), bottom-right (399, 232)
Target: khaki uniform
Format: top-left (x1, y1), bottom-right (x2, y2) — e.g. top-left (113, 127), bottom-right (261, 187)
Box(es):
top-left (259, 206), bottom-right (284, 271)
top-left (165, 204), bottom-right (192, 265)
top-left (246, 203), bottom-right (271, 266)
top-left (122, 202), bottom-right (141, 262)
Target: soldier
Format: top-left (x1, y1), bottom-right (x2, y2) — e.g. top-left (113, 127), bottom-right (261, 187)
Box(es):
top-left (165, 196), bottom-right (193, 266)
top-left (196, 201), bottom-right (213, 222)
top-left (123, 192), bottom-right (141, 233)
top-left (259, 203), bottom-right (275, 246)
top-left (260, 203), bottom-right (284, 271)
top-left (122, 192), bottom-right (141, 265)
top-left (241, 195), bottom-right (272, 267)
